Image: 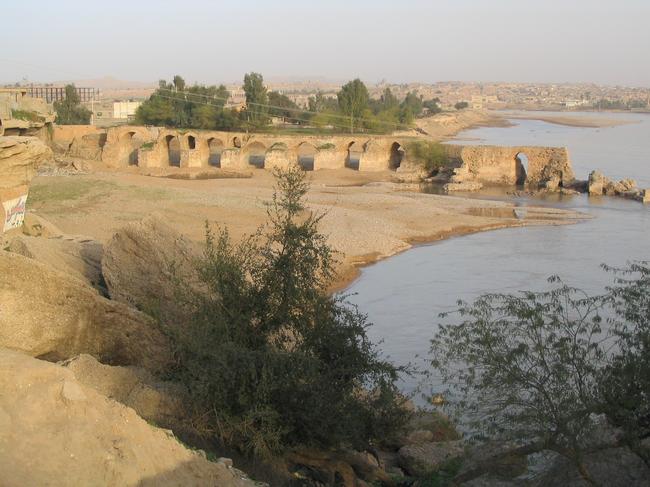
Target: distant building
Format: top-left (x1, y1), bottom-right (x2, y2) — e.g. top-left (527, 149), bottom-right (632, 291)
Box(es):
top-left (25, 86), bottom-right (100, 103)
top-left (112, 101), bottom-right (141, 119)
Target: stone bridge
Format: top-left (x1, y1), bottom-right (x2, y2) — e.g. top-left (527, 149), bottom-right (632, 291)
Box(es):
top-left (99, 126), bottom-right (412, 172)
top-left (53, 125), bottom-right (575, 187)
top-left (446, 144), bottom-right (575, 186)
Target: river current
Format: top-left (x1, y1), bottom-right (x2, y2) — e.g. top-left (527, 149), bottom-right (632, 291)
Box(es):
top-left (345, 111), bottom-right (650, 400)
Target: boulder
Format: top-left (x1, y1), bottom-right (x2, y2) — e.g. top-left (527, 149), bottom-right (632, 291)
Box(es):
top-left (63, 353), bottom-right (184, 426)
top-left (643, 189), bottom-right (650, 204)
top-left (0, 136), bottom-right (53, 235)
top-left (454, 441), bottom-right (528, 482)
top-left (6, 233), bottom-right (105, 293)
top-left (0, 136), bottom-right (53, 192)
top-left (102, 216), bottom-right (199, 312)
top-left (538, 446), bottom-right (650, 487)
top-left (587, 170), bottom-right (605, 196)
top-left (0, 250), bottom-right (171, 372)
top-left (398, 440), bottom-right (465, 477)
top-left (21, 211), bottom-right (63, 238)
top-left (0, 348), bottom-right (256, 487)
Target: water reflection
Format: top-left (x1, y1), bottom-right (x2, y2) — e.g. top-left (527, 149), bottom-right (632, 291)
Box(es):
top-left (345, 114), bottom-right (650, 403)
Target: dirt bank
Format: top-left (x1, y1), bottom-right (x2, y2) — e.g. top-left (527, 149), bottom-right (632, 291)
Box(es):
top-left (413, 110), bottom-right (511, 140)
top-left (28, 169), bottom-right (585, 290)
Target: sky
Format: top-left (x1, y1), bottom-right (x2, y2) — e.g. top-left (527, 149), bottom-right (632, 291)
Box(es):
top-left (1, 0), bottom-right (649, 87)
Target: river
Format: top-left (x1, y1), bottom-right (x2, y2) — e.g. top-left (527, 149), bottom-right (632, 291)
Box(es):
top-left (345, 111), bottom-right (650, 401)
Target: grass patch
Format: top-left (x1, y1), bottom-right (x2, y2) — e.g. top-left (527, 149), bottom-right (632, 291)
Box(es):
top-left (140, 141), bottom-right (155, 150)
top-left (317, 143), bottom-right (336, 150)
top-left (29, 179), bottom-right (118, 206)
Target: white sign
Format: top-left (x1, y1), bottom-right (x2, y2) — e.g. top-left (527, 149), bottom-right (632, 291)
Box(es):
top-left (2, 194), bottom-right (28, 232)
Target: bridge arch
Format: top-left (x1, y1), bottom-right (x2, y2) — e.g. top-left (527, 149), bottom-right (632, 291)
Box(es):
top-left (389, 142), bottom-right (404, 170)
top-left (120, 131), bottom-right (140, 166)
top-left (346, 141), bottom-right (365, 170)
top-left (207, 137), bottom-right (224, 167)
top-left (187, 134), bottom-right (196, 150)
top-left (165, 134), bottom-right (181, 167)
top-left (515, 151), bottom-right (529, 185)
top-left (243, 141), bottom-right (267, 169)
top-left (296, 142), bottom-right (317, 171)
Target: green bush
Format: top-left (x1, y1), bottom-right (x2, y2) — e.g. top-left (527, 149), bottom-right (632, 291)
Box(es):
top-left (161, 167), bottom-right (409, 458)
top-left (11, 109), bottom-right (45, 123)
top-left (430, 262), bottom-right (650, 484)
top-left (405, 140), bottom-right (448, 173)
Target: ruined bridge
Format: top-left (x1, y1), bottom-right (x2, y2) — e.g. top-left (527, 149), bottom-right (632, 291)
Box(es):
top-left (54, 125), bottom-right (575, 186)
top-left (99, 126), bottom-right (413, 172)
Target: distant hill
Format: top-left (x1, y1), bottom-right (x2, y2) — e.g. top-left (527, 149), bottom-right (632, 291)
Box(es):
top-left (54, 76), bottom-right (156, 90)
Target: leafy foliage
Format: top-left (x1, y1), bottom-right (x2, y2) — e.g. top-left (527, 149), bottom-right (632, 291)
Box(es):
top-left (430, 263), bottom-right (650, 481)
top-left (53, 84), bottom-right (91, 125)
top-left (135, 75), bottom-right (238, 130)
top-left (454, 101), bottom-right (469, 110)
top-left (242, 72), bottom-right (269, 128)
top-left (337, 78), bottom-right (370, 132)
top-left (405, 140), bottom-right (448, 173)
top-left (162, 167), bottom-right (409, 458)
top-left (599, 262), bottom-right (650, 447)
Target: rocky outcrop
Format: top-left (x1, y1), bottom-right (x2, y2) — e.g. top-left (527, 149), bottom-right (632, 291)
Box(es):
top-left (6, 233), bottom-right (105, 293)
top-left (588, 170), bottom-right (648, 203)
top-left (0, 136), bottom-right (53, 234)
top-left (63, 353), bottom-right (184, 426)
top-left (0, 136), bottom-right (52, 190)
top-left (588, 170), bottom-right (606, 195)
top-left (0, 348), bottom-right (256, 487)
top-left (0, 251), bottom-right (171, 372)
top-left (102, 216), bottom-right (199, 312)
top-left (538, 447), bottom-right (650, 487)
top-left (398, 440), bottom-right (465, 477)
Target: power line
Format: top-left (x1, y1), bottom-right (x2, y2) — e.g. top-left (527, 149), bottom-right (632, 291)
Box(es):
top-left (156, 88), bottom-right (415, 132)
top-left (153, 91), bottom-right (414, 134)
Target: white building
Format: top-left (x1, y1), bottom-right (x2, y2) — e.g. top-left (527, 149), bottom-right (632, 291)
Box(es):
top-left (113, 101), bottom-right (141, 119)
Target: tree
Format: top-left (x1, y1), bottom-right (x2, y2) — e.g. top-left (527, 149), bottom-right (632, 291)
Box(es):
top-left (308, 91), bottom-right (338, 114)
top-left (423, 97), bottom-right (442, 115)
top-left (454, 101), bottom-right (469, 110)
top-left (430, 263), bottom-right (650, 485)
top-left (161, 167), bottom-right (409, 458)
top-left (172, 74), bottom-right (186, 92)
top-left (337, 78), bottom-right (370, 133)
top-left (242, 72), bottom-right (269, 128)
top-left (267, 91), bottom-right (301, 123)
top-left (135, 77), bottom-right (236, 130)
top-left (599, 262), bottom-right (650, 455)
top-left (53, 84), bottom-right (92, 125)
top-left (380, 87), bottom-right (399, 112)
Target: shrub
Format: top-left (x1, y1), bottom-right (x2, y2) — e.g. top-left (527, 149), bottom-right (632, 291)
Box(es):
top-left (405, 140), bottom-right (448, 173)
top-left (11, 109), bottom-right (45, 123)
top-left (161, 166), bottom-right (409, 458)
top-left (430, 262), bottom-right (650, 484)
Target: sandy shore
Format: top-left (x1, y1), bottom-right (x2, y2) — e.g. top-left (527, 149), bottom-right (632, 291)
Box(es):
top-left (414, 110), bottom-right (512, 140)
top-left (498, 111), bottom-right (637, 128)
top-left (29, 169), bottom-right (586, 290)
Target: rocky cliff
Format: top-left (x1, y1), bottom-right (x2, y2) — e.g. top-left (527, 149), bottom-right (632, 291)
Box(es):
top-left (0, 136), bottom-right (53, 234)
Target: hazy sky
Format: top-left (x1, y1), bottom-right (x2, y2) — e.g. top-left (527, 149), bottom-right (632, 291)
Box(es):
top-left (2, 0), bottom-right (649, 86)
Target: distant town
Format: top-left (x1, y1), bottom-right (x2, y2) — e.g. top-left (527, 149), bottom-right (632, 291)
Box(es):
top-left (4, 78), bottom-right (649, 127)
